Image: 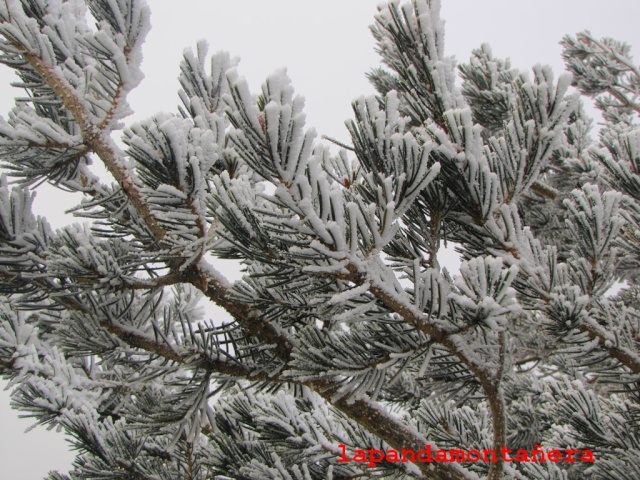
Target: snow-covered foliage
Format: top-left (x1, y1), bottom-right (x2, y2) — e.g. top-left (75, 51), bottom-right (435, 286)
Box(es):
top-left (0, 0), bottom-right (639, 479)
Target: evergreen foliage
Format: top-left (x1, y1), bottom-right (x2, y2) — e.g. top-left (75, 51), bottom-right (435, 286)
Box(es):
top-left (0, 1), bottom-right (639, 478)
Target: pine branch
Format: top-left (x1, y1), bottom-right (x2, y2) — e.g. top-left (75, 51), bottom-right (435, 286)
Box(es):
top-left (124, 272), bottom-right (183, 290)
top-left (1, 268), bottom-right (258, 381)
top-left (580, 322), bottom-right (640, 374)
top-left (185, 263), bottom-right (294, 363)
top-left (9, 41), bottom-right (166, 241)
top-left (352, 264), bottom-right (507, 479)
top-left (186, 264), bottom-right (479, 479)
top-left (100, 321), bottom-right (246, 376)
top-left (324, 389), bottom-right (477, 480)
top-left (607, 86), bottom-right (640, 115)
top-left (529, 181), bottom-right (558, 200)
top-left (3, 2), bottom-right (640, 478)
top-left (0, 33), bottom-right (291, 385)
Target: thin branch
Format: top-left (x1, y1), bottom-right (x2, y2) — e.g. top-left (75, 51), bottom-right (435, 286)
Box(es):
top-left (580, 322), bottom-right (640, 375)
top-left (590, 36), bottom-right (640, 79)
top-left (607, 86), bottom-right (640, 115)
top-left (98, 47), bottom-right (130, 132)
top-left (322, 134), bottom-right (356, 152)
top-left (495, 330), bottom-right (506, 383)
top-left (124, 272), bottom-right (183, 290)
top-left (529, 181), bottom-right (558, 200)
top-left (101, 321), bottom-right (256, 379)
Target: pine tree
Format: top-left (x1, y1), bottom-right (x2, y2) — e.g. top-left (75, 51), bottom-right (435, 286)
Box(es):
top-left (0, 0), bottom-right (639, 479)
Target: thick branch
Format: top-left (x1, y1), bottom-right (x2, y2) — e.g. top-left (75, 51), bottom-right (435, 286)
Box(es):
top-left (101, 321), bottom-right (255, 378)
top-left (184, 263), bottom-right (294, 363)
top-left (325, 389), bottom-right (477, 480)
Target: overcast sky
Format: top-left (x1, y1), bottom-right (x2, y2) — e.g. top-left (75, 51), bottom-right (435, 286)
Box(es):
top-left (1, 1), bottom-right (639, 478)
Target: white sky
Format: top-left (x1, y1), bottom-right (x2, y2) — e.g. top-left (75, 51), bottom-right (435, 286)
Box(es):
top-left (1, 0), bottom-right (638, 478)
